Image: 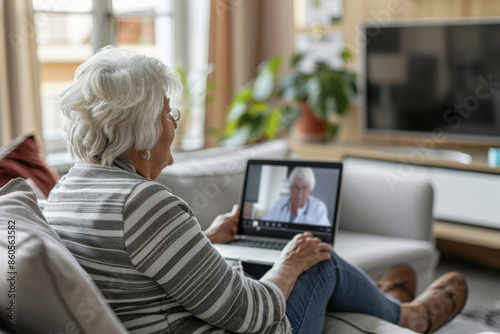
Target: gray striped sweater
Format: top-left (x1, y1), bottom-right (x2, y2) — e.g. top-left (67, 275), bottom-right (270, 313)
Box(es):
top-left (44, 163), bottom-right (291, 334)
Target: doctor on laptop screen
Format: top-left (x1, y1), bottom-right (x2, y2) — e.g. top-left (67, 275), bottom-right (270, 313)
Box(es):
top-left (261, 167), bottom-right (330, 226)
top-left (241, 161), bottom-right (340, 243)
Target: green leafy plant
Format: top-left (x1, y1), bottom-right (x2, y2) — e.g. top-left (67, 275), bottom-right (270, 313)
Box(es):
top-left (219, 49), bottom-right (357, 146)
top-left (219, 56), bottom-right (286, 146)
top-left (278, 51), bottom-right (357, 137)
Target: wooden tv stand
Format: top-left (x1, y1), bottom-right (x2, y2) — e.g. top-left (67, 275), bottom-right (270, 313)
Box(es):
top-left (289, 140), bottom-right (498, 173)
top-left (289, 139), bottom-right (500, 268)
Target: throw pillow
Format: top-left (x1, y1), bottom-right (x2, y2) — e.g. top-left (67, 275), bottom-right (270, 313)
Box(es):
top-left (0, 178), bottom-right (128, 334)
top-left (0, 135), bottom-right (59, 198)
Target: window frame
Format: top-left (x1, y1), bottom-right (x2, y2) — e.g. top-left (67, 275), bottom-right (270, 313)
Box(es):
top-left (33, 0), bottom-right (178, 157)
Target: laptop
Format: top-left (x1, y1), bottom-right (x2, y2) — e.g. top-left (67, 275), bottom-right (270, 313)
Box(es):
top-left (214, 159), bottom-right (343, 265)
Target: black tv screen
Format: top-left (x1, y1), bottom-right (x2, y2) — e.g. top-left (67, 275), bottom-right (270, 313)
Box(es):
top-left (363, 20), bottom-right (500, 143)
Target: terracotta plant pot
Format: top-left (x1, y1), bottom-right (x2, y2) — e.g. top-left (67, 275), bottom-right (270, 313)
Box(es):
top-left (292, 101), bottom-right (328, 141)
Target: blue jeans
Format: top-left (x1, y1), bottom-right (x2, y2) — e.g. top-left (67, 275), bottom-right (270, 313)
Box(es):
top-left (285, 252), bottom-right (401, 334)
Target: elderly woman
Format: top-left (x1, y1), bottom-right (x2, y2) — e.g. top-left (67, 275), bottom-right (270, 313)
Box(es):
top-left (44, 46), bottom-right (467, 334)
top-left (261, 167), bottom-right (330, 226)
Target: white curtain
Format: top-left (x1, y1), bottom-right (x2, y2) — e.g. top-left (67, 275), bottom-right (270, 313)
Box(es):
top-left (0, 0), bottom-right (43, 150)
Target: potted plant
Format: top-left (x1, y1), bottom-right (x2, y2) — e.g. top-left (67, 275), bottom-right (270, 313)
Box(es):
top-left (277, 50), bottom-right (357, 141)
top-left (219, 49), bottom-right (357, 146)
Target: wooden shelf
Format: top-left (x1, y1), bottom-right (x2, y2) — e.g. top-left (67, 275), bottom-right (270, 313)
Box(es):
top-left (289, 140), bottom-right (500, 174)
top-left (434, 221), bottom-right (500, 250)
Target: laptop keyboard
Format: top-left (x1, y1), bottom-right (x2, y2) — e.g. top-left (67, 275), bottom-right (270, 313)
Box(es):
top-left (230, 239), bottom-right (288, 250)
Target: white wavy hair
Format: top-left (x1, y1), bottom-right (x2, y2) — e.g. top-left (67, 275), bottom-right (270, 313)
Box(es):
top-left (288, 167), bottom-right (316, 191)
top-left (60, 45), bottom-right (182, 166)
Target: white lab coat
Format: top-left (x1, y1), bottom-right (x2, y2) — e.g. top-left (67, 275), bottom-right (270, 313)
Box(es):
top-left (261, 195), bottom-right (331, 226)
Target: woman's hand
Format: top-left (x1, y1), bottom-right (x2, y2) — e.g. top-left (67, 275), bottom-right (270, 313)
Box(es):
top-left (203, 205), bottom-right (240, 244)
top-left (261, 232), bottom-right (333, 299)
top-left (279, 232), bottom-right (333, 276)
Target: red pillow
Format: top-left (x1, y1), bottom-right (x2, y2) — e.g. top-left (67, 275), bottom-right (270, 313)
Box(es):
top-left (0, 135), bottom-right (59, 198)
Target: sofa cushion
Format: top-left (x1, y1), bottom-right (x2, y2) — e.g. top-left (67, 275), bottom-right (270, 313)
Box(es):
top-left (335, 231), bottom-right (439, 294)
top-left (0, 135), bottom-right (59, 198)
top-left (324, 313), bottom-right (417, 333)
top-left (340, 157), bottom-right (434, 242)
top-left (0, 178), bottom-right (127, 334)
top-left (159, 139), bottom-right (290, 229)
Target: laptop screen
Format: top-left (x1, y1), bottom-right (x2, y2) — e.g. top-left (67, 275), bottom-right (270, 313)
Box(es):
top-left (239, 159), bottom-right (343, 244)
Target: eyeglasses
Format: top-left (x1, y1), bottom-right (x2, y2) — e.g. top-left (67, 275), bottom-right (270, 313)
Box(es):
top-left (163, 108), bottom-right (181, 122)
top-left (291, 185), bottom-right (310, 192)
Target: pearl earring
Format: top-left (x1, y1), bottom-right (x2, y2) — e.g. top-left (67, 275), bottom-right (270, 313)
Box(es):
top-left (142, 150), bottom-right (151, 161)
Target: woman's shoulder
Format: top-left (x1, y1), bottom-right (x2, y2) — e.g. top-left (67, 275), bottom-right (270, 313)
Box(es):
top-left (126, 179), bottom-right (193, 214)
top-left (68, 163), bottom-right (144, 180)
top-left (59, 164), bottom-right (176, 198)
top-left (127, 178), bottom-right (174, 198)
top-left (63, 163), bottom-right (194, 214)
top-left (66, 164), bottom-right (173, 190)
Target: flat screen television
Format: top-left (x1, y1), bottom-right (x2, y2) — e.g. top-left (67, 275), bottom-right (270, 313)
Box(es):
top-left (363, 19), bottom-right (500, 144)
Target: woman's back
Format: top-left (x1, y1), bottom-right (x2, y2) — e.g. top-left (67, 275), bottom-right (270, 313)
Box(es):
top-left (44, 163), bottom-right (288, 334)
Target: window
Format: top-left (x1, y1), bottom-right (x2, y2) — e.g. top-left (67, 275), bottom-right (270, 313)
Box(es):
top-left (33, 0), bottom-right (209, 161)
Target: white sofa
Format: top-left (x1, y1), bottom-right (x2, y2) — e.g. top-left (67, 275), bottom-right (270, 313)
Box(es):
top-left (0, 139), bottom-right (438, 333)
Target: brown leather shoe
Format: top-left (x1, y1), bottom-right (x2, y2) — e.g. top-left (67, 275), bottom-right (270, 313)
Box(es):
top-left (412, 271), bottom-right (468, 333)
top-left (376, 265), bottom-right (416, 303)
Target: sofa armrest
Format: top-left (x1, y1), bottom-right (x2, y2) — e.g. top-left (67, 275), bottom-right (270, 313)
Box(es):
top-left (339, 157), bottom-right (434, 242)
